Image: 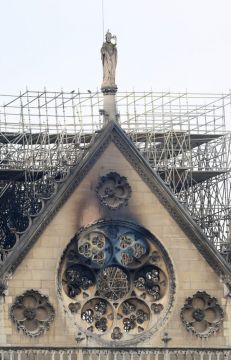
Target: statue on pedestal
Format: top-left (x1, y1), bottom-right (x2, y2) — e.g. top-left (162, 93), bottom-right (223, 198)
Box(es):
top-left (101, 30), bottom-right (117, 91)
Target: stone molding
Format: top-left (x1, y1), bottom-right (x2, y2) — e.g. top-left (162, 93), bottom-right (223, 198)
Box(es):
top-left (0, 348), bottom-right (230, 356)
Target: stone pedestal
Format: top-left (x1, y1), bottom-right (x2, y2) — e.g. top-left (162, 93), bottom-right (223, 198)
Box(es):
top-left (101, 86), bottom-right (118, 124)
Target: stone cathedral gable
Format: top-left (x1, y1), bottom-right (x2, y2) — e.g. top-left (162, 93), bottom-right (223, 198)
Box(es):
top-left (1, 121), bottom-right (231, 350)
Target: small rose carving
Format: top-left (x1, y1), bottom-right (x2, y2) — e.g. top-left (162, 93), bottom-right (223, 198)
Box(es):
top-left (180, 291), bottom-right (223, 337)
top-left (96, 172), bottom-right (131, 209)
top-left (10, 290), bottom-right (55, 336)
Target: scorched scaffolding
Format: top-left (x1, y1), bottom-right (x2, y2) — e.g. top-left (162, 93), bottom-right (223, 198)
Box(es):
top-left (0, 90), bottom-right (230, 264)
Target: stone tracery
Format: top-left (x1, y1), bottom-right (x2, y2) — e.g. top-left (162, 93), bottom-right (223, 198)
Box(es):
top-left (10, 290), bottom-right (55, 337)
top-left (96, 172), bottom-right (131, 209)
top-left (97, 266), bottom-right (130, 301)
top-left (59, 220), bottom-right (175, 344)
top-left (180, 291), bottom-right (224, 337)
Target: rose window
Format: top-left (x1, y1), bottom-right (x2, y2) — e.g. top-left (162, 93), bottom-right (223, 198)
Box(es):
top-left (59, 220), bottom-right (175, 344)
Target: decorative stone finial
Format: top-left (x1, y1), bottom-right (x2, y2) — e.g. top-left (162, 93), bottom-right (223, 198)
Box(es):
top-left (161, 332), bottom-right (172, 347)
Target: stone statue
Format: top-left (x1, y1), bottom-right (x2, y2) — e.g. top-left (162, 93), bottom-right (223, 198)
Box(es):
top-left (101, 30), bottom-right (117, 89)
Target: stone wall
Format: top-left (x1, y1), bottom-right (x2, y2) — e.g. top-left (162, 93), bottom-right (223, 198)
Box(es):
top-left (1, 142), bottom-right (230, 348)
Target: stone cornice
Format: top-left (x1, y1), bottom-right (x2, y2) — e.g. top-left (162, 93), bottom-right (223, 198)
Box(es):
top-left (0, 346), bottom-right (230, 352)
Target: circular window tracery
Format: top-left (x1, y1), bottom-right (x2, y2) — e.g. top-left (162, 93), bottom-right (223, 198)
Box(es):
top-left (58, 220), bottom-right (175, 345)
top-left (118, 298), bottom-right (150, 333)
top-left (115, 232), bottom-right (148, 268)
top-left (64, 264), bottom-right (95, 298)
top-left (81, 298), bottom-right (113, 333)
top-left (97, 266), bottom-right (130, 301)
top-left (78, 231), bottom-right (112, 268)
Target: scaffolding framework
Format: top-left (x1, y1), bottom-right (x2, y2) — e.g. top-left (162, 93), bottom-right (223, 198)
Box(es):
top-left (0, 90), bottom-right (231, 264)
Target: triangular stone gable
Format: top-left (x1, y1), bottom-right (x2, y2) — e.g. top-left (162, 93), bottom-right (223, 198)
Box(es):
top-left (1, 121), bottom-right (230, 289)
top-left (3, 133), bottom-right (230, 347)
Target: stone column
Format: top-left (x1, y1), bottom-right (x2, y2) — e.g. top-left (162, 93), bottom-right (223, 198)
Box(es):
top-left (101, 85), bottom-right (118, 123)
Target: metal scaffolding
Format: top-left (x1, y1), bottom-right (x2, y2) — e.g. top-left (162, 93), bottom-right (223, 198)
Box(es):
top-left (0, 90), bottom-right (231, 263)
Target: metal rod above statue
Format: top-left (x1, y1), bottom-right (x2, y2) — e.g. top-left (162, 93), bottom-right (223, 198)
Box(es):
top-left (101, 30), bottom-right (118, 124)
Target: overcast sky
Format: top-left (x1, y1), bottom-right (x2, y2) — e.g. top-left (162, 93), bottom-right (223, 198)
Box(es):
top-left (0, 0), bottom-right (231, 94)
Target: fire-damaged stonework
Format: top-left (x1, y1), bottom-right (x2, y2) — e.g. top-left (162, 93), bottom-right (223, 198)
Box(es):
top-left (96, 172), bottom-right (132, 209)
top-left (58, 219), bottom-right (175, 345)
top-left (0, 123), bottom-right (231, 350)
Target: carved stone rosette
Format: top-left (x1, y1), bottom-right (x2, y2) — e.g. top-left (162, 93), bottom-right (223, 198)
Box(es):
top-left (96, 172), bottom-right (132, 210)
top-left (180, 291), bottom-right (224, 337)
top-left (10, 290), bottom-right (55, 336)
top-left (58, 220), bottom-right (175, 345)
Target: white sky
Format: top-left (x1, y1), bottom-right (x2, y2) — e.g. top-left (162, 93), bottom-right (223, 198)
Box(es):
top-left (0, 0), bottom-right (231, 94)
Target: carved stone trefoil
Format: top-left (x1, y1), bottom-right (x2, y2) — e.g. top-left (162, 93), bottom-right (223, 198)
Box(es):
top-left (10, 289), bottom-right (55, 336)
top-left (111, 326), bottom-right (123, 340)
top-left (180, 291), bottom-right (224, 337)
top-left (96, 172), bottom-right (132, 210)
